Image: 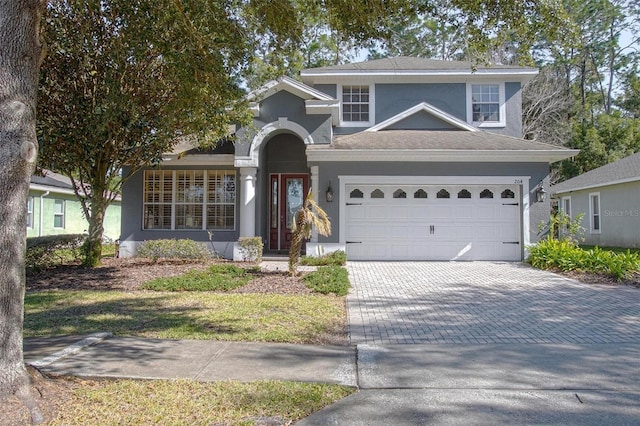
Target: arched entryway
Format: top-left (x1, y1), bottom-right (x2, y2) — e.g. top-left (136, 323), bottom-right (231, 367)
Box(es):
top-left (263, 133), bottom-right (309, 252)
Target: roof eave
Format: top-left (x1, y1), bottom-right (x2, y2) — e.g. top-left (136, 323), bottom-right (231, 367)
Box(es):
top-left (307, 149), bottom-right (579, 163)
top-left (552, 176), bottom-right (640, 196)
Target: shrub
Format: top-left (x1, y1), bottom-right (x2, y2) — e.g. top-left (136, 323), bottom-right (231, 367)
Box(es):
top-left (528, 238), bottom-right (640, 280)
top-left (303, 265), bottom-right (350, 296)
top-left (142, 264), bottom-right (250, 291)
top-left (26, 234), bottom-right (86, 270)
top-left (237, 237), bottom-right (263, 262)
top-left (136, 239), bottom-right (210, 261)
top-left (301, 250), bottom-right (347, 266)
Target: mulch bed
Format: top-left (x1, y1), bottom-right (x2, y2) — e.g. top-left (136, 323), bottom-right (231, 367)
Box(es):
top-left (26, 258), bottom-right (313, 294)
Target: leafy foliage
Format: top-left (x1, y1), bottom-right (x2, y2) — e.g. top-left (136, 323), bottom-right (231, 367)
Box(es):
top-left (142, 264), bottom-right (250, 291)
top-left (303, 265), bottom-right (350, 296)
top-left (26, 234), bottom-right (86, 270)
top-left (301, 250), bottom-right (347, 266)
top-left (528, 239), bottom-right (640, 280)
top-left (288, 192), bottom-right (332, 276)
top-left (237, 237), bottom-right (264, 263)
top-left (136, 239), bottom-right (210, 261)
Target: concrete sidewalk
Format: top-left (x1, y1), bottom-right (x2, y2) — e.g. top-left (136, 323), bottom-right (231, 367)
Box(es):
top-left (24, 335), bottom-right (640, 424)
top-left (24, 334), bottom-right (356, 386)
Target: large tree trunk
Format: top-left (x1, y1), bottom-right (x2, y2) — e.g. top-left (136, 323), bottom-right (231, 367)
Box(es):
top-left (0, 0), bottom-right (44, 423)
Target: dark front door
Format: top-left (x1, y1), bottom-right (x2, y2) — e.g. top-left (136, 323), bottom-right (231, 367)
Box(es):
top-left (269, 173), bottom-right (309, 251)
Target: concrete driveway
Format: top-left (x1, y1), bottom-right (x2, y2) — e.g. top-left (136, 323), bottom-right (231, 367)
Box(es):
top-left (299, 261), bottom-right (640, 425)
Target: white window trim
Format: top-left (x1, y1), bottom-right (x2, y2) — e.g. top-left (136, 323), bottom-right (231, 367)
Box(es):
top-left (142, 169), bottom-right (237, 231)
top-left (338, 84), bottom-right (375, 127)
top-left (589, 192), bottom-right (601, 234)
top-left (27, 196), bottom-right (34, 229)
top-left (466, 82), bottom-right (506, 128)
top-left (561, 196), bottom-right (571, 218)
top-left (53, 199), bottom-right (65, 229)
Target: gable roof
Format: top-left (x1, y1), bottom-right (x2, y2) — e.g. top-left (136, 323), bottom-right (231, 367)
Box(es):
top-left (247, 76), bottom-right (339, 124)
top-left (367, 102), bottom-right (478, 132)
top-left (247, 75), bottom-right (335, 102)
top-left (552, 152), bottom-right (640, 195)
top-left (307, 130), bottom-right (578, 163)
top-left (301, 57), bottom-right (538, 84)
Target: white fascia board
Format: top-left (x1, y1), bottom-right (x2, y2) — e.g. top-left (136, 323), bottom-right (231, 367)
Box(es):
top-left (552, 176), bottom-right (640, 196)
top-left (366, 102), bottom-right (478, 132)
top-left (160, 154), bottom-right (235, 166)
top-left (301, 69), bottom-right (538, 85)
top-left (29, 183), bottom-right (76, 196)
top-left (248, 76), bottom-right (335, 102)
top-left (307, 149), bottom-right (579, 163)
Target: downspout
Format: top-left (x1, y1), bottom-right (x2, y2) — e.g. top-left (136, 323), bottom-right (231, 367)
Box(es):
top-left (38, 191), bottom-right (49, 237)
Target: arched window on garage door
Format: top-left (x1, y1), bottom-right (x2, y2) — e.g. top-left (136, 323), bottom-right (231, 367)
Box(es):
top-left (501, 189), bottom-right (515, 199)
top-left (393, 189), bottom-right (407, 199)
top-left (437, 189), bottom-right (450, 199)
top-left (371, 189), bottom-right (384, 199)
top-left (414, 189), bottom-right (428, 199)
top-left (457, 189), bottom-right (472, 199)
top-left (350, 189), bottom-right (364, 199)
top-left (480, 189), bottom-right (494, 199)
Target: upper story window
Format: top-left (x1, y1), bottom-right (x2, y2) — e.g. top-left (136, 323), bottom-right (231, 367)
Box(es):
top-left (467, 83), bottom-right (505, 128)
top-left (340, 85), bottom-right (373, 126)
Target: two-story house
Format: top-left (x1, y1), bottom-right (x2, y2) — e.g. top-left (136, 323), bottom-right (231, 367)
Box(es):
top-left (119, 57), bottom-right (577, 261)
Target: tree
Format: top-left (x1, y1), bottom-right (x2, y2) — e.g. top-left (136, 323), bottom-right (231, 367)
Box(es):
top-left (288, 191), bottom-right (331, 276)
top-left (522, 67), bottom-right (573, 146)
top-left (37, 0), bottom-right (257, 266)
top-left (0, 0), bottom-right (46, 423)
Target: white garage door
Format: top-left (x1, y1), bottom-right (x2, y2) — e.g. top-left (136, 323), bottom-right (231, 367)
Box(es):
top-left (345, 184), bottom-right (521, 261)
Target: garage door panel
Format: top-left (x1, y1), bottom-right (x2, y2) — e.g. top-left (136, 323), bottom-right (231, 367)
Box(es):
top-left (345, 183), bottom-right (521, 261)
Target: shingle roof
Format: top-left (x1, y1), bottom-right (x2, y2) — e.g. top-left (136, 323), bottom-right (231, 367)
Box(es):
top-left (302, 56), bottom-right (537, 73)
top-left (328, 130), bottom-right (569, 151)
top-left (552, 152), bottom-right (640, 194)
top-left (30, 170), bottom-right (74, 190)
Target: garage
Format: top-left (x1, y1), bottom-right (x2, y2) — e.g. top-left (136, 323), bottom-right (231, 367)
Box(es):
top-left (344, 183), bottom-right (521, 261)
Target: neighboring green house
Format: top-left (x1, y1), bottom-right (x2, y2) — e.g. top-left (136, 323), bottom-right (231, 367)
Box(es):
top-left (28, 170), bottom-right (121, 241)
top-left (552, 152), bottom-right (640, 249)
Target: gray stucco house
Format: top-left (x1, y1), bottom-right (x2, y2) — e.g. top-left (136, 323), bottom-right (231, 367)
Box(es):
top-left (552, 152), bottom-right (640, 248)
top-left (119, 57), bottom-right (577, 261)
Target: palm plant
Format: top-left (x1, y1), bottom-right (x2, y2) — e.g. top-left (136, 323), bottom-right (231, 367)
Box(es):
top-left (288, 191), bottom-right (331, 276)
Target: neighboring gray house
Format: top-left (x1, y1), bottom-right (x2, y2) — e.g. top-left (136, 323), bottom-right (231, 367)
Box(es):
top-left (552, 152), bottom-right (640, 248)
top-left (120, 57), bottom-right (577, 261)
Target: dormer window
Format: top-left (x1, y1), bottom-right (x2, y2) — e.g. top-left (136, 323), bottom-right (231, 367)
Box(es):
top-left (467, 83), bottom-right (505, 128)
top-left (340, 85), bottom-right (374, 126)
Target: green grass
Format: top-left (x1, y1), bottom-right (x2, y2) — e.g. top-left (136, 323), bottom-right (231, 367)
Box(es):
top-left (303, 265), bottom-right (350, 296)
top-left (142, 264), bottom-right (252, 291)
top-left (50, 379), bottom-right (355, 425)
top-left (24, 291), bottom-right (345, 344)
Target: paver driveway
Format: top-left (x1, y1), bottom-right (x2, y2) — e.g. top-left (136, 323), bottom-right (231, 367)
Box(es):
top-left (347, 261), bottom-right (640, 345)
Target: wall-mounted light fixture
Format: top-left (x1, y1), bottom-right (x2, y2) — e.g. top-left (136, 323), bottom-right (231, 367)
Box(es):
top-left (535, 180), bottom-right (547, 203)
top-left (326, 181), bottom-right (334, 202)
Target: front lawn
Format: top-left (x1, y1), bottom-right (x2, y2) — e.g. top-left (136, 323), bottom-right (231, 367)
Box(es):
top-left (24, 290), bottom-right (346, 345)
